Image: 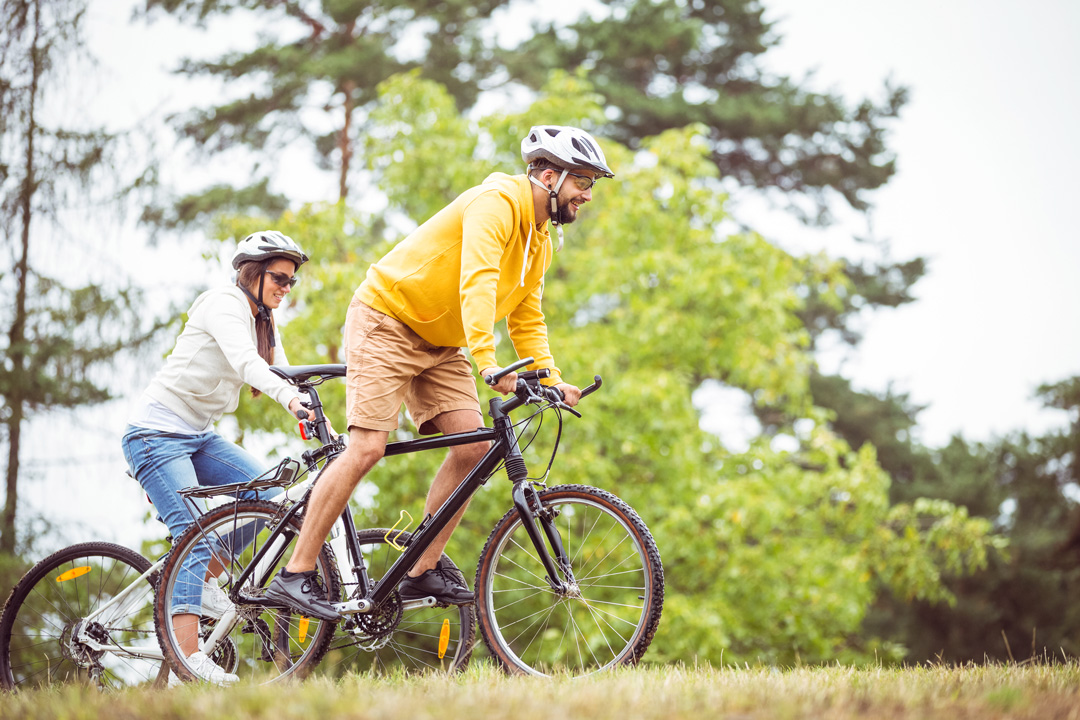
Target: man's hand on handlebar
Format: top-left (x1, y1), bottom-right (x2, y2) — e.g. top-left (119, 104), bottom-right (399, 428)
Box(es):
top-left (481, 367), bottom-right (517, 395)
top-left (554, 383), bottom-right (581, 407)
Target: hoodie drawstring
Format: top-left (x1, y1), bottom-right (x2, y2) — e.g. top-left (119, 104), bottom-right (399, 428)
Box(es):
top-left (521, 226), bottom-right (532, 287)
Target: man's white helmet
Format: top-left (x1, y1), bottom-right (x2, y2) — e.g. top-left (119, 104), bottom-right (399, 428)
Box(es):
top-left (231, 231), bottom-right (308, 270)
top-left (521, 126), bottom-right (614, 179)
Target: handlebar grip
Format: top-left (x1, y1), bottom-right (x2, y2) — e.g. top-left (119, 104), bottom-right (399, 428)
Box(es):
top-left (296, 409), bottom-right (310, 420)
top-left (580, 375), bottom-right (603, 398)
top-left (485, 356), bottom-right (535, 385)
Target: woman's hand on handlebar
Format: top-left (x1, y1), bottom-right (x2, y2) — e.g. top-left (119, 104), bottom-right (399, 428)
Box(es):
top-left (482, 367), bottom-right (518, 395)
top-left (288, 397), bottom-right (309, 420)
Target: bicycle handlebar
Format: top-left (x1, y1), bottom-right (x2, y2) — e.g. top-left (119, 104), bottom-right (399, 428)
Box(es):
top-left (484, 357), bottom-right (535, 385)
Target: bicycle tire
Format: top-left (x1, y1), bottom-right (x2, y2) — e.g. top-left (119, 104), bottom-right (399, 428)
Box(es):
top-left (0, 541), bottom-right (167, 690)
top-left (154, 500), bottom-right (338, 684)
top-left (314, 528), bottom-right (474, 677)
top-left (475, 484), bottom-right (664, 676)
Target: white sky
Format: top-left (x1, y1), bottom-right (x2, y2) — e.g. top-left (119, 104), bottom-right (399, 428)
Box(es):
top-left (754, 0), bottom-right (1080, 445)
top-left (14, 0), bottom-right (1080, 549)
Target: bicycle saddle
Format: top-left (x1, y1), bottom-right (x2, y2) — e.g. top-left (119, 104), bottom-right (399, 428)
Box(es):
top-left (269, 364), bottom-right (346, 383)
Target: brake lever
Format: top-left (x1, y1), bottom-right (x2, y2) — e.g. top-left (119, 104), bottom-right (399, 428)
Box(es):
top-left (557, 402), bottom-right (582, 419)
top-left (542, 385), bottom-right (582, 418)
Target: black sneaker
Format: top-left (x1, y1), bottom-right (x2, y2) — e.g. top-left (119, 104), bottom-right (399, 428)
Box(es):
top-left (264, 570), bottom-right (340, 621)
top-left (399, 561), bottom-right (474, 605)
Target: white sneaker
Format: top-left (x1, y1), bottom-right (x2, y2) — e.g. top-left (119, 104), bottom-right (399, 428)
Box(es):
top-left (185, 651), bottom-right (239, 685)
top-left (201, 582), bottom-right (235, 619)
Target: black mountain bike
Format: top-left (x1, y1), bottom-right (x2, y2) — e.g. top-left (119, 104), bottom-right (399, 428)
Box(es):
top-left (153, 358), bottom-right (664, 681)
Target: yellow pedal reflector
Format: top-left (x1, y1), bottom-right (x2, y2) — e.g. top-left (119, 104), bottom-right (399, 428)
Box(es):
top-left (298, 617), bottom-right (309, 643)
top-left (56, 567), bottom-right (92, 582)
top-left (438, 618), bottom-right (450, 659)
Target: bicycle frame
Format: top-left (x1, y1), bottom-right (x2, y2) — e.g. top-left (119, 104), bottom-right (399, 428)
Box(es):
top-left (73, 556), bottom-right (166, 661)
top-left (218, 375), bottom-right (577, 619)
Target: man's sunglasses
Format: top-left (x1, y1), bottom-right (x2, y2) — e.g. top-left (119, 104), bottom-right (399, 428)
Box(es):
top-left (265, 270), bottom-right (299, 289)
top-left (564, 171), bottom-right (598, 191)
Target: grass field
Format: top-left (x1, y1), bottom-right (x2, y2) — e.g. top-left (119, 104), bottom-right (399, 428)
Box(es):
top-left (2, 662), bottom-right (1079, 720)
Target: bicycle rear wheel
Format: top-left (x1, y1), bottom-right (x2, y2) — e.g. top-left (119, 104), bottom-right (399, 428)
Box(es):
top-left (315, 528), bottom-right (474, 677)
top-left (0, 542), bottom-right (166, 690)
top-left (475, 485), bottom-right (664, 676)
top-left (154, 500), bottom-right (338, 684)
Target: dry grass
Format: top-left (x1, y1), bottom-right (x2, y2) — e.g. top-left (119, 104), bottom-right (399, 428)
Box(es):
top-left (2, 661), bottom-right (1079, 720)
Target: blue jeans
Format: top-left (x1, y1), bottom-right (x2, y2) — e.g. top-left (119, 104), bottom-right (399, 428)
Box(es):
top-left (122, 426), bottom-right (271, 614)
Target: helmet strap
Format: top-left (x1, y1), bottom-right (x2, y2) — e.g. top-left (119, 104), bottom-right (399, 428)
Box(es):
top-left (237, 276), bottom-right (276, 347)
top-left (528, 170), bottom-right (569, 252)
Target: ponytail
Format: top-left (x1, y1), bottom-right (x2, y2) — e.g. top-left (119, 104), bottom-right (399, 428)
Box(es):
top-left (237, 259), bottom-right (277, 398)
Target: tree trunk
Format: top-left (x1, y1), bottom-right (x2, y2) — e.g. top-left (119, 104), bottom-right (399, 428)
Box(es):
top-left (337, 80), bottom-right (356, 203)
top-left (1, 0), bottom-right (40, 555)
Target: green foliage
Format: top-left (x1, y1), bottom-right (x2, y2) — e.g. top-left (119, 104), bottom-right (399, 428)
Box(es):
top-left (496, 0), bottom-right (907, 223)
top-left (0, 0), bottom-right (167, 554)
top-left (199, 73), bottom-right (1003, 665)
top-left (865, 387), bottom-right (1080, 663)
top-left (141, 0), bottom-right (511, 208)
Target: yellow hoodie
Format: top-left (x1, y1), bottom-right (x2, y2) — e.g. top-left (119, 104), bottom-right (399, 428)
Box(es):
top-left (356, 173), bottom-right (561, 383)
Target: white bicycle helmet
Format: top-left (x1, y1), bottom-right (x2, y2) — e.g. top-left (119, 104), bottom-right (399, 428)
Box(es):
top-left (522, 126), bottom-right (613, 251)
top-left (521, 126), bottom-right (614, 179)
top-left (231, 230), bottom-right (309, 270)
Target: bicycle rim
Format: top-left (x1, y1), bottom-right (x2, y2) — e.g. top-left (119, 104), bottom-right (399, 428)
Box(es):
top-left (155, 501), bottom-right (337, 684)
top-left (0, 542), bottom-right (165, 690)
top-left (315, 529), bottom-right (474, 677)
top-left (476, 485), bottom-right (664, 676)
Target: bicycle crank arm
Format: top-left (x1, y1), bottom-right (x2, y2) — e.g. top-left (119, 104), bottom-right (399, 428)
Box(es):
top-left (333, 598), bottom-right (373, 615)
top-left (331, 595), bottom-right (437, 615)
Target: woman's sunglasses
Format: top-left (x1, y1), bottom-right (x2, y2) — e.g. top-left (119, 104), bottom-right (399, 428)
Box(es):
top-left (265, 270), bottom-right (299, 289)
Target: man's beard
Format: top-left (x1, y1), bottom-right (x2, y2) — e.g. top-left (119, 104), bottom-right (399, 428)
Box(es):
top-left (555, 199), bottom-right (579, 225)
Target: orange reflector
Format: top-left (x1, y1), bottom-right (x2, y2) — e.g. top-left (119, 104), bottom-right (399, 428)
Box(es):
top-left (298, 617), bottom-right (309, 643)
top-left (438, 618), bottom-right (450, 659)
top-left (56, 566), bottom-right (92, 583)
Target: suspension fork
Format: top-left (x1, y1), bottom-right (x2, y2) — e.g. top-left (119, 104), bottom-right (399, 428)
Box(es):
top-left (511, 481), bottom-right (577, 593)
top-left (489, 404), bottom-right (576, 593)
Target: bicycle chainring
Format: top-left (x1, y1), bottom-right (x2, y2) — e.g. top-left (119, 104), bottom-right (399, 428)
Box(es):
top-left (211, 636), bottom-right (239, 674)
top-left (354, 589), bottom-right (403, 639)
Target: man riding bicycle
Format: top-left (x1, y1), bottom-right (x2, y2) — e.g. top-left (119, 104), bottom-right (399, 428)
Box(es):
top-left (266, 126), bottom-right (615, 620)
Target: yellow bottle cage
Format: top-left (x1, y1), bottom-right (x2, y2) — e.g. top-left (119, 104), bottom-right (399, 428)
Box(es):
top-left (384, 509), bottom-right (414, 552)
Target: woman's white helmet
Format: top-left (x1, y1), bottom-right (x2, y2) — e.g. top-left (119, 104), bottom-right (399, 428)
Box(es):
top-left (231, 231), bottom-right (308, 270)
top-left (521, 126), bottom-right (614, 179)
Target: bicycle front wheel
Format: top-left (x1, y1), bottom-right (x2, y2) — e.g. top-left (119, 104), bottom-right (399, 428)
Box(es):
top-left (154, 500), bottom-right (338, 684)
top-left (475, 485), bottom-right (664, 676)
top-left (0, 542), bottom-right (166, 690)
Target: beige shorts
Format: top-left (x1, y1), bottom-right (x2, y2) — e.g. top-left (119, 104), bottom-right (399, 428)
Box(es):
top-left (343, 298), bottom-right (480, 434)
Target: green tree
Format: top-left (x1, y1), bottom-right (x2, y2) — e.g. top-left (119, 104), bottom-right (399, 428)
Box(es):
top-left (0, 0), bottom-right (161, 555)
top-left (864, 380), bottom-right (1080, 663)
top-left (496, 0), bottom-right (905, 225)
top-left (139, 0), bottom-right (507, 220)
top-left (206, 72), bottom-right (1002, 665)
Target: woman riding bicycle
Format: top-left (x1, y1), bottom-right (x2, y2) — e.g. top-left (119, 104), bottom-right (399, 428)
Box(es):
top-left (121, 231), bottom-right (310, 684)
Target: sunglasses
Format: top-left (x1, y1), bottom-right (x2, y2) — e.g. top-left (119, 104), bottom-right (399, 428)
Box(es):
top-left (564, 171), bottom-right (599, 191)
top-left (265, 270), bottom-right (299, 289)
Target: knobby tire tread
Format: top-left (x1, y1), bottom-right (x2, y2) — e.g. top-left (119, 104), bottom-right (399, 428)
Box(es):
top-left (153, 500), bottom-right (338, 683)
top-left (0, 541), bottom-right (166, 690)
top-left (474, 484), bottom-right (664, 676)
